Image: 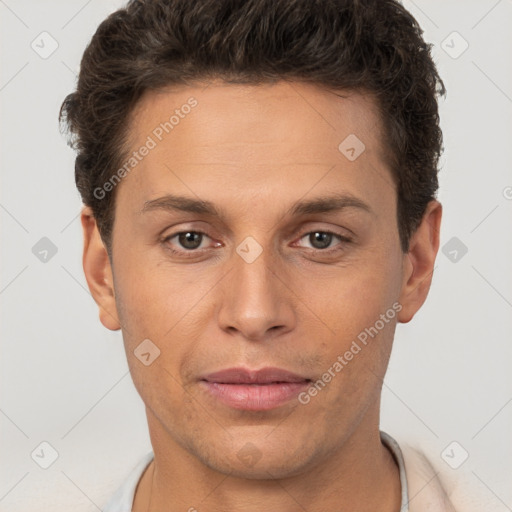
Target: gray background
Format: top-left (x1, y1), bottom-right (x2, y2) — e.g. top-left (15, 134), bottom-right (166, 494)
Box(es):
top-left (1, 0), bottom-right (511, 510)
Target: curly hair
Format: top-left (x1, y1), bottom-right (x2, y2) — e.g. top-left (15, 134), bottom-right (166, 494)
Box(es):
top-left (59, 0), bottom-right (445, 254)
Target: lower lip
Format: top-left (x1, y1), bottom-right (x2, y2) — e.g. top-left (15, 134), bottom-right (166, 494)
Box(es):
top-left (200, 381), bottom-right (310, 411)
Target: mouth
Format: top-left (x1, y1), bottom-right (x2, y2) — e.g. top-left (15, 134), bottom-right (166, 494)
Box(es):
top-left (199, 367), bottom-right (312, 411)
top-left (201, 366), bottom-right (311, 384)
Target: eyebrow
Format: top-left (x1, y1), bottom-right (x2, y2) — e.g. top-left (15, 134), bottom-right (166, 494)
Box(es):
top-left (140, 193), bottom-right (373, 218)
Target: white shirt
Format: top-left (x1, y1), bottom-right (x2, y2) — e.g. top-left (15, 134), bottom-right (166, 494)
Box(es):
top-left (102, 431), bottom-right (483, 511)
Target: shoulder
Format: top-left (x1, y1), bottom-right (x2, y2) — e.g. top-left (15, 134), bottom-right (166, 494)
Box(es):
top-left (102, 451), bottom-right (154, 512)
top-left (397, 438), bottom-right (490, 512)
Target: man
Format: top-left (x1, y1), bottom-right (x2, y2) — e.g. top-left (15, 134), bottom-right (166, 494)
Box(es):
top-left (59, 0), bottom-right (478, 510)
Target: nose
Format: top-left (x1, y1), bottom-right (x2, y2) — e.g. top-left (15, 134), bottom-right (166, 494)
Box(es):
top-left (217, 243), bottom-right (296, 341)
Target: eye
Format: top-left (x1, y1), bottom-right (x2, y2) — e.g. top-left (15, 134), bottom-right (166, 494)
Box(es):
top-left (162, 231), bottom-right (217, 253)
top-left (161, 229), bottom-right (352, 258)
top-left (295, 230), bottom-right (352, 251)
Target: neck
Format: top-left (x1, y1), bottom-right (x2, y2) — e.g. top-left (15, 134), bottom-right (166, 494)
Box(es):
top-left (133, 406), bottom-right (401, 512)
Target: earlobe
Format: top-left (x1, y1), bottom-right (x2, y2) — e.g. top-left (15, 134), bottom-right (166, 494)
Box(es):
top-left (81, 206), bottom-right (121, 331)
top-left (397, 200), bottom-right (442, 324)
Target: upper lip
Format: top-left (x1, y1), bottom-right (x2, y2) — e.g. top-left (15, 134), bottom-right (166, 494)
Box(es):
top-left (201, 367), bottom-right (311, 384)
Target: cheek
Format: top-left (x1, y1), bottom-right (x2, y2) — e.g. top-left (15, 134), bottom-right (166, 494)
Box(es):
top-left (113, 251), bottom-right (213, 337)
top-left (111, 259), bottom-right (209, 406)
top-left (112, 254), bottom-right (223, 391)
top-left (291, 248), bottom-right (403, 404)
top-left (297, 257), bottom-right (401, 344)
top-left (296, 267), bottom-right (401, 422)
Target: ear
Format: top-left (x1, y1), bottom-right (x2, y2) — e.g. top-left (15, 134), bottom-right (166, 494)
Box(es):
top-left (81, 206), bottom-right (121, 331)
top-left (397, 200), bottom-right (442, 324)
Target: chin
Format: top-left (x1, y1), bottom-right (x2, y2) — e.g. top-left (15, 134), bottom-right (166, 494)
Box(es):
top-left (196, 438), bottom-right (317, 480)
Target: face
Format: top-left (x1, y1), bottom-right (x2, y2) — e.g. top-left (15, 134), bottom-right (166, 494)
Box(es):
top-left (83, 80), bottom-right (440, 479)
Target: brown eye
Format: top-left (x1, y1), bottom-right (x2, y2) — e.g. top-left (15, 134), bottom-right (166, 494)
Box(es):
top-left (296, 230), bottom-right (351, 251)
top-left (308, 232), bottom-right (334, 249)
top-left (162, 231), bottom-right (212, 253)
top-left (177, 231), bottom-right (203, 250)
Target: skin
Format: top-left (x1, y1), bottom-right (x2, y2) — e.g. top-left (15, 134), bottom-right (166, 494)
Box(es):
top-left (81, 80), bottom-right (442, 512)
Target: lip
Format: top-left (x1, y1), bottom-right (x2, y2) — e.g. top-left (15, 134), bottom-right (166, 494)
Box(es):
top-left (201, 367), bottom-right (310, 384)
top-left (199, 367), bottom-right (311, 411)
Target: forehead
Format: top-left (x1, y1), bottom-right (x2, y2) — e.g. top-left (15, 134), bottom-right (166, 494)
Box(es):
top-left (128, 80), bottom-right (386, 156)
top-left (117, 80), bottom-right (395, 216)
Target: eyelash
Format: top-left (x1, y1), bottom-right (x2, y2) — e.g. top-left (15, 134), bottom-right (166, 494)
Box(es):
top-left (161, 229), bottom-right (352, 257)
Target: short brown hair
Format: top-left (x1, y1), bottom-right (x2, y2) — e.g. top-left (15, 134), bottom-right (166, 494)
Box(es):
top-left (59, 0), bottom-right (446, 254)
